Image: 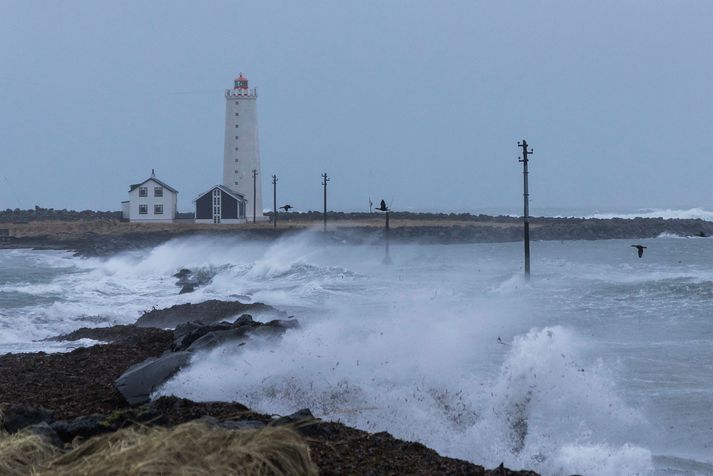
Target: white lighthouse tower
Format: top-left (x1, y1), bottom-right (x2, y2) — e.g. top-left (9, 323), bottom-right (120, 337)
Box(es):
top-left (223, 73), bottom-right (263, 220)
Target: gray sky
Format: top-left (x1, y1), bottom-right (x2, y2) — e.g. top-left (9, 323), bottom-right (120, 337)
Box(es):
top-left (1, 1), bottom-right (712, 214)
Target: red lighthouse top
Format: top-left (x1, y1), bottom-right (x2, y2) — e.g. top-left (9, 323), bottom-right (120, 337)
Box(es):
top-left (234, 73), bottom-right (249, 90)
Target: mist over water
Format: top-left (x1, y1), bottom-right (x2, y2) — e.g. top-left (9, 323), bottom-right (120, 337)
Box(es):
top-left (2, 231), bottom-right (713, 475)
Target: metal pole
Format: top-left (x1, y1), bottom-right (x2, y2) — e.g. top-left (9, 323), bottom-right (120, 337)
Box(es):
top-left (321, 173), bottom-right (329, 232)
top-left (252, 169), bottom-right (257, 224)
top-left (383, 210), bottom-right (392, 265)
top-left (517, 139), bottom-right (533, 278)
top-left (272, 174), bottom-right (277, 229)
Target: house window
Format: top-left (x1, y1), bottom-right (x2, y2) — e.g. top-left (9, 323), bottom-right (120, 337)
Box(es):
top-left (154, 204), bottom-right (163, 214)
top-left (235, 170), bottom-right (238, 173)
top-left (154, 187), bottom-right (163, 197)
top-left (139, 187), bottom-right (148, 197)
top-left (239, 202), bottom-right (245, 218)
top-left (139, 204), bottom-right (148, 214)
top-left (235, 147), bottom-right (238, 151)
top-left (234, 159), bottom-right (238, 162)
top-left (235, 181), bottom-right (238, 185)
top-left (235, 102), bottom-right (239, 105)
top-left (235, 136), bottom-right (239, 140)
top-left (235, 124), bottom-right (239, 128)
top-left (234, 113), bottom-right (239, 116)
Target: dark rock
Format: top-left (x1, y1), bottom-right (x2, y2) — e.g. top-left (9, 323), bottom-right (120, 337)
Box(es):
top-left (135, 300), bottom-right (285, 329)
top-left (485, 462), bottom-right (540, 475)
top-left (1, 404), bottom-right (54, 433)
top-left (185, 330), bottom-right (242, 352)
top-left (264, 319), bottom-right (300, 330)
top-left (172, 320), bottom-right (235, 351)
top-left (46, 324), bottom-right (162, 345)
top-left (173, 268), bottom-right (191, 279)
top-left (51, 414), bottom-right (111, 442)
top-left (234, 314), bottom-right (254, 326)
top-left (179, 284), bottom-right (195, 294)
top-left (195, 415), bottom-right (266, 431)
top-left (24, 422), bottom-right (63, 447)
top-left (273, 408), bottom-right (316, 426)
top-left (114, 351), bottom-right (192, 405)
top-left (174, 268), bottom-right (216, 294)
top-left (146, 397), bottom-right (257, 425)
top-left (174, 316), bottom-right (297, 352)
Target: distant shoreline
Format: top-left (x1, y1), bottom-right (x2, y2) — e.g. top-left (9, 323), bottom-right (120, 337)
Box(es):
top-left (1, 211), bottom-right (712, 256)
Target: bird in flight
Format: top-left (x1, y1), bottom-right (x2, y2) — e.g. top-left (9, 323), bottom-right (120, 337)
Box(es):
top-left (375, 200), bottom-right (389, 212)
top-left (631, 244), bottom-right (647, 258)
top-left (280, 204), bottom-right (293, 212)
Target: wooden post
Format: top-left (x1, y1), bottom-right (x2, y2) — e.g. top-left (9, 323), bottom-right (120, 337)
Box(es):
top-left (252, 169), bottom-right (258, 224)
top-left (517, 139), bottom-right (533, 278)
top-left (321, 173), bottom-right (329, 232)
top-left (383, 209), bottom-right (392, 265)
top-left (272, 174), bottom-right (278, 229)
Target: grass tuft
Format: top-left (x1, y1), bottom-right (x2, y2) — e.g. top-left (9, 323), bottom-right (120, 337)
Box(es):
top-left (0, 420), bottom-right (316, 476)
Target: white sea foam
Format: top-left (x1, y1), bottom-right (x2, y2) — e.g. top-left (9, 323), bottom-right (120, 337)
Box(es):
top-left (552, 443), bottom-right (653, 476)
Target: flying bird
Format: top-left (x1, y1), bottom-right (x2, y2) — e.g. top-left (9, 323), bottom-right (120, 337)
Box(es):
top-left (375, 199), bottom-right (389, 212)
top-left (631, 244), bottom-right (647, 258)
top-left (280, 204), bottom-right (293, 212)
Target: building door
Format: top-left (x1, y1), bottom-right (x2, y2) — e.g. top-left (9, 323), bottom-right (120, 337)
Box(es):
top-left (212, 189), bottom-right (221, 224)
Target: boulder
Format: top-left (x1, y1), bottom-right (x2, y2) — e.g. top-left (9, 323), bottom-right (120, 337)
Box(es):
top-left (179, 284), bottom-right (196, 294)
top-left (51, 414), bottom-right (112, 442)
top-left (172, 320), bottom-right (238, 351)
top-left (175, 316), bottom-right (298, 352)
top-left (24, 422), bottom-right (63, 447)
top-left (1, 404), bottom-right (54, 433)
top-left (114, 351), bottom-right (192, 405)
top-left (173, 268), bottom-right (216, 294)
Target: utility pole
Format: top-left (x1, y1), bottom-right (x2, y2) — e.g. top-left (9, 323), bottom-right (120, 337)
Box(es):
top-left (383, 208), bottom-right (391, 265)
top-left (272, 174), bottom-right (278, 229)
top-left (517, 139), bottom-right (533, 278)
top-left (252, 169), bottom-right (258, 224)
top-left (321, 173), bottom-right (329, 232)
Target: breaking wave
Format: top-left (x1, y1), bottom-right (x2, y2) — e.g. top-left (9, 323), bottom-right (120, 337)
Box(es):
top-left (588, 207), bottom-right (713, 221)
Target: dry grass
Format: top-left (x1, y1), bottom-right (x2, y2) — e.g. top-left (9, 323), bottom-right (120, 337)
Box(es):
top-left (0, 422), bottom-right (317, 476)
top-left (0, 431), bottom-right (62, 476)
top-left (4, 217), bottom-right (525, 238)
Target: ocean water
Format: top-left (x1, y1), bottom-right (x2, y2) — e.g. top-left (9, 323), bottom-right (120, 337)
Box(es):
top-left (1, 231), bottom-right (713, 475)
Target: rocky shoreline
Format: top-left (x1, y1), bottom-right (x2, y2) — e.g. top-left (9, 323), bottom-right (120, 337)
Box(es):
top-left (0, 299), bottom-right (540, 475)
top-left (0, 213), bottom-right (712, 257)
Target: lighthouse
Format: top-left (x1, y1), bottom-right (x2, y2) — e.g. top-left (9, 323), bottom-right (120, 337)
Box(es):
top-left (223, 73), bottom-right (263, 220)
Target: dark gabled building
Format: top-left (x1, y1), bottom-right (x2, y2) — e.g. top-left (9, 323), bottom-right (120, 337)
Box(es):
top-left (194, 185), bottom-right (247, 224)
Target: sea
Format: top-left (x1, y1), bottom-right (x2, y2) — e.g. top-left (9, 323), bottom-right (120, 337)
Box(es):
top-left (1, 208), bottom-right (713, 476)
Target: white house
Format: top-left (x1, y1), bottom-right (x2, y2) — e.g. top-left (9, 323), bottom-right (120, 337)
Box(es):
top-left (124, 171), bottom-right (178, 223)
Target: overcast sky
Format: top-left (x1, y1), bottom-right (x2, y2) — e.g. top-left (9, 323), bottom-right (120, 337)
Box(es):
top-left (1, 1), bottom-right (712, 214)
